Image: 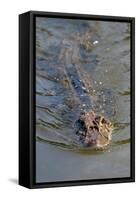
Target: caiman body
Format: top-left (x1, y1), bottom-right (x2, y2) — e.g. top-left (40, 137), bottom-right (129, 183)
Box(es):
top-left (59, 37), bottom-right (94, 110)
top-left (58, 37), bottom-right (113, 148)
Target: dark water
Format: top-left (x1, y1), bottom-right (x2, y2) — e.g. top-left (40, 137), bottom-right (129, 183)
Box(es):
top-left (36, 17), bottom-right (131, 182)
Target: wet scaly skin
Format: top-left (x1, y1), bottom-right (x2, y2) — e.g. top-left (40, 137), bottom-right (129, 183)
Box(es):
top-left (76, 111), bottom-right (113, 149)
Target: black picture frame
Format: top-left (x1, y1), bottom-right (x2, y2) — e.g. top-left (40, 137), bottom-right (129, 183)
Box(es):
top-left (19, 10), bottom-right (135, 189)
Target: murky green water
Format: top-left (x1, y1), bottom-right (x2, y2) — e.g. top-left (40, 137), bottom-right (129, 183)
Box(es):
top-left (36, 17), bottom-right (130, 182)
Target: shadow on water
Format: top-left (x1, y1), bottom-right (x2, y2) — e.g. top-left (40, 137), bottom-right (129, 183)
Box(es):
top-left (8, 178), bottom-right (18, 185)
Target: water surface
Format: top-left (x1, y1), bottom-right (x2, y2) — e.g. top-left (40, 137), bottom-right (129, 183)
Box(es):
top-left (36, 17), bottom-right (131, 182)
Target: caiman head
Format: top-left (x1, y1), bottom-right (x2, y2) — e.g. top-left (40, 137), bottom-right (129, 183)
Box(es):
top-left (77, 111), bottom-right (113, 148)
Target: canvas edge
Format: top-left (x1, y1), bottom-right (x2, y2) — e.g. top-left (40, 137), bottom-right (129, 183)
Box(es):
top-left (19, 12), bottom-right (34, 188)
